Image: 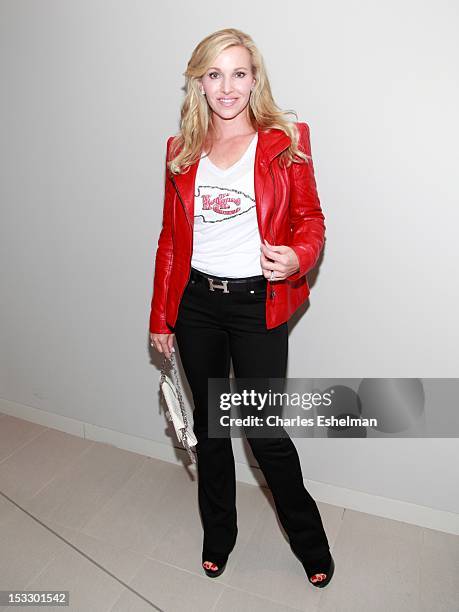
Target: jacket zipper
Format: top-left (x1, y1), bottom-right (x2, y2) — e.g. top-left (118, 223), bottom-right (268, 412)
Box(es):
top-left (268, 164), bottom-right (276, 300)
top-left (170, 175), bottom-right (194, 315)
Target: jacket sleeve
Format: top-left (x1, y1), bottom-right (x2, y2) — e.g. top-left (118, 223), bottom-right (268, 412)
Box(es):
top-left (287, 122), bottom-right (326, 281)
top-left (149, 137), bottom-right (175, 334)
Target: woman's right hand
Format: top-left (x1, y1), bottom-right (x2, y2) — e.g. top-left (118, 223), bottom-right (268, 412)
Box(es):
top-left (150, 332), bottom-right (175, 360)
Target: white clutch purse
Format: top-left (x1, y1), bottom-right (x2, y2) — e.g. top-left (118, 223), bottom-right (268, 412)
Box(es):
top-left (159, 350), bottom-right (197, 463)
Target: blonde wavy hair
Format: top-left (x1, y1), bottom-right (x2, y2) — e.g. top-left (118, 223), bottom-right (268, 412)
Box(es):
top-left (168, 28), bottom-right (310, 175)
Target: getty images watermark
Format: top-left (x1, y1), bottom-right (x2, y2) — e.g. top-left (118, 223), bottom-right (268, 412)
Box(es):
top-left (205, 378), bottom-right (459, 438)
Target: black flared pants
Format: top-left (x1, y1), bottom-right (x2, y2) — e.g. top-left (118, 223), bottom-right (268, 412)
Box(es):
top-left (172, 269), bottom-right (330, 567)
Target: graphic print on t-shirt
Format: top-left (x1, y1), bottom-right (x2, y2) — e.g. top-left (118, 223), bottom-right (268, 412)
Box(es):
top-left (194, 185), bottom-right (256, 223)
top-left (190, 131), bottom-right (262, 277)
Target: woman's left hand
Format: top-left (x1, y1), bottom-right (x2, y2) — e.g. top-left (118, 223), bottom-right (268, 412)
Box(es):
top-left (260, 239), bottom-right (300, 280)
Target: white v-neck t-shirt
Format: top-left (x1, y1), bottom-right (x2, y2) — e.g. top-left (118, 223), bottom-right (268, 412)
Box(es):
top-left (190, 132), bottom-right (263, 278)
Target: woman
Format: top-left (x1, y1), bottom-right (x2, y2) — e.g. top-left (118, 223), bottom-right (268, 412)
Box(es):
top-left (149, 28), bottom-right (334, 588)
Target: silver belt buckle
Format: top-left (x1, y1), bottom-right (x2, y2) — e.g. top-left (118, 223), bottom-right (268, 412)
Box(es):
top-left (208, 277), bottom-right (229, 293)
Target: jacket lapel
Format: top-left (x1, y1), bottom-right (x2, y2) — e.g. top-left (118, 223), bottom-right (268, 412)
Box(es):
top-left (170, 126), bottom-right (291, 235)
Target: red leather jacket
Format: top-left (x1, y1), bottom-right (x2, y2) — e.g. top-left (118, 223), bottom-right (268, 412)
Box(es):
top-left (149, 121), bottom-right (325, 334)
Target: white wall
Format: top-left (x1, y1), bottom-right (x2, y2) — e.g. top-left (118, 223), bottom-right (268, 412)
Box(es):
top-left (1, 1), bottom-right (458, 521)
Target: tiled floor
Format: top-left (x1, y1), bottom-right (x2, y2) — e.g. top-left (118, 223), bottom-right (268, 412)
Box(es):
top-left (0, 412), bottom-right (458, 611)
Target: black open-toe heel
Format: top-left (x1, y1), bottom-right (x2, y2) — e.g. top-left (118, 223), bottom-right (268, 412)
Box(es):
top-left (202, 548), bottom-right (231, 578)
top-left (303, 552), bottom-right (335, 588)
top-left (202, 559), bottom-right (228, 578)
top-left (202, 527), bottom-right (237, 578)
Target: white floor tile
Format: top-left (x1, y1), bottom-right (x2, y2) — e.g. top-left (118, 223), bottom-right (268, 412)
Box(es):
top-left (1, 415), bottom-right (457, 611)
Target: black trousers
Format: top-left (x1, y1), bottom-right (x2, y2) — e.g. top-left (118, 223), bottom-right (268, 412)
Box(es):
top-left (172, 268), bottom-right (330, 568)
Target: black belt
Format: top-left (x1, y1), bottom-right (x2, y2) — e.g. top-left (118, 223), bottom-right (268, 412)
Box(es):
top-left (189, 267), bottom-right (267, 293)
